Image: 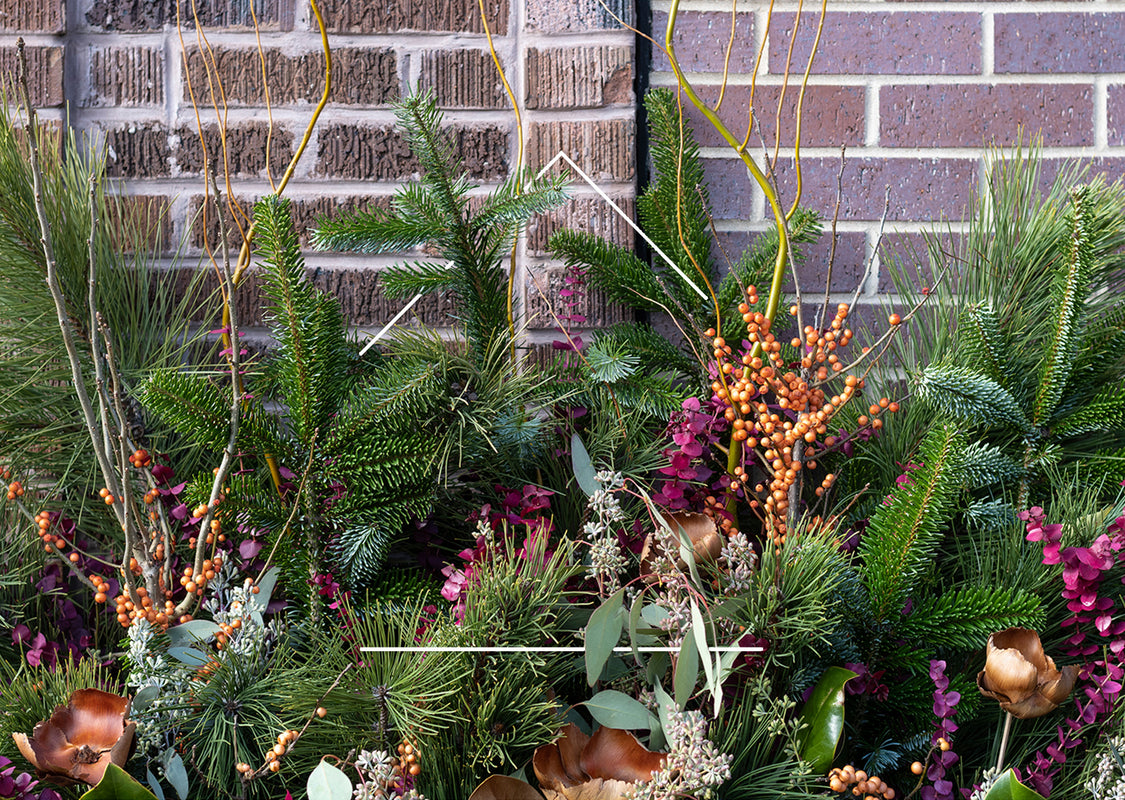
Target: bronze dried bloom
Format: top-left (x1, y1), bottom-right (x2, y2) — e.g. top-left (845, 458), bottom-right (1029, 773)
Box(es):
top-left (977, 628), bottom-right (1078, 719)
top-left (12, 688), bottom-right (135, 786)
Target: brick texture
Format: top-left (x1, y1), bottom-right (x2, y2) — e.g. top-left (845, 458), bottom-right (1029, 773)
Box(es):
top-left (0, 45), bottom-right (64, 107)
top-left (316, 124), bottom-right (508, 181)
top-left (527, 196), bottom-right (636, 255)
top-left (0, 0), bottom-right (63, 32)
top-left (183, 47), bottom-right (397, 106)
top-left (773, 12), bottom-right (982, 75)
top-left (881, 84), bottom-right (1093, 147)
top-left (651, 11), bottom-right (754, 74)
top-left (525, 0), bottom-right (631, 33)
top-left (88, 47), bottom-right (163, 106)
top-left (420, 50), bottom-right (508, 109)
top-left (526, 46), bottom-right (632, 110)
top-left (102, 124), bottom-right (171, 178)
top-left (176, 123), bottom-right (294, 178)
top-left (995, 13), bottom-right (1125, 73)
top-left (528, 119), bottom-right (635, 182)
top-left (85, 0), bottom-right (293, 31)
top-left (316, 0), bottom-right (507, 35)
top-left (1110, 86), bottom-right (1125, 147)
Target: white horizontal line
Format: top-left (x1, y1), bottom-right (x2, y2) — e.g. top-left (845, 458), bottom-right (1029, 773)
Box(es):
top-left (360, 645), bottom-right (767, 653)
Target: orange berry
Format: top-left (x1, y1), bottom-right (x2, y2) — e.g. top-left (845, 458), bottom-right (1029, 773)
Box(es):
top-left (889, 313), bottom-right (902, 326)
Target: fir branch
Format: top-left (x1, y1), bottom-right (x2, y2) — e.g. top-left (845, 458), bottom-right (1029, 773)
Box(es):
top-left (960, 441), bottom-right (1025, 489)
top-left (1032, 185), bottom-right (1094, 426)
top-left (959, 303), bottom-right (1011, 385)
top-left (1052, 385), bottom-right (1125, 438)
top-left (915, 365), bottom-right (1032, 433)
top-left (312, 205), bottom-right (436, 253)
top-left (859, 424), bottom-right (965, 621)
top-left (550, 229), bottom-right (667, 312)
top-left (898, 585), bottom-right (1042, 650)
top-left (380, 261), bottom-right (459, 298)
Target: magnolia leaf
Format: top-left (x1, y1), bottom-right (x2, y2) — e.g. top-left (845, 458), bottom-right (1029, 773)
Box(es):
top-left (571, 433), bottom-right (599, 497)
top-left (167, 646), bottom-right (210, 667)
top-left (248, 566), bottom-right (280, 614)
top-left (585, 588), bottom-right (625, 686)
top-left (674, 628), bottom-right (698, 709)
top-left (795, 666), bottom-right (858, 773)
top-left (584, 690), bottom-right (656, 730)
top-left (983, 770), bottom-right (1047, 800)
top-left (132, 685), bottom-right (160, 712)
top-left (164, 753), bottom-right (188, 800)
top-left (81, 764), bottom-right (159, 800)
top-left (307, 760), bottom-right (353, 800)
top-left (468, 774), bottom-right (544, 800)
top-left (166, 620), bottom-right (221, 647)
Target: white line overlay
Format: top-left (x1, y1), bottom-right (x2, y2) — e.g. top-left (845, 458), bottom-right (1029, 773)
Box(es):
top-left (360, 645), bottom-right (766, 653)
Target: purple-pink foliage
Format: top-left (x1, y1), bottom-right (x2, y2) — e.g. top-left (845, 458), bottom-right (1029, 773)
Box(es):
top-left (652, 397), bottom-right (727, 510)
top-left (1017, 506), bottom-right (1125, 796)
top-left (921, 660), bottom-right (960, 800)
top-left (0, 756), bottom-right (57, 800)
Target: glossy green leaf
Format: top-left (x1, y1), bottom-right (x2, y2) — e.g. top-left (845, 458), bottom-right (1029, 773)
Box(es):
top-left (983, 769), bottom-right (1048, 800)
top-left (674, 626), bottom-right (699, 709)
top-left (585, 588), bottom-right (625, 686)
top-left (80, 764), bottom-right (159, 800)
top-left (307, 760), bottom-right (353, 800)
top-left (584, 689), bottom-right (656, 730)
top-left (571, 433), bottom-right (599, 497)
top-left (795, 666), bottom-right (858, 773)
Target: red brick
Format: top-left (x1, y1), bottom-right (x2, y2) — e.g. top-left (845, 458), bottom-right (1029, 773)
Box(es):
top-left (526, 46), bottom-right (632, 110)
top-left (103, 123), bottom-right (171, 178)
top-left (527, 195), bottom-right (636, 255)
top-left (699, 158), bottom-right (755, 220)
top-left (1110, 86), bottom-right (1125, 147)
top-left (528, 119), bottom-right (634, 183)
top-left (772, 12), bottom-right (982, 75)
top-left (0, 45), bottom-right (63, 107)
top-left (316, 124), bottom-right (508, 181)
top-left (772, 157), bottom-right (977, 222)
top-left (525, 267), bottom-right (629, 329)
top-left (651, 11), bottom-right (754, 74)
top-left (85, 0), bottom-right (293, 31)
top-left (316, 0), bottom-right (507, 35)
top-left (183, 47), bottom-right (397, 106)
top-left (88, 47), bottom-right (163, 106)
top-left (525, 0), bottom-right (631, 33)
top-left (996, 13), bottom-right (1125, 74)
top-left (713, 229), bottom-right (867, 294)
top-left (420, 50), bottom-right (507, 109)
top-left (881, 84), bottom-right (1093, 147)
top-left (0, 0), bottom-right (63, 32)
top-left (176, 123), bottom-right (293, 178)
top-left (683, 84), bottom-right (865, 148)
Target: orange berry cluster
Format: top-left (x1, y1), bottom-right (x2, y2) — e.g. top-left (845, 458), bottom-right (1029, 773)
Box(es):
top-left (128, 448), bottom-right (151, 468)
top-left (396, 740), bottom-right (422, 778)
top-left (34, 510), bottom-right (81, 563)
top-left (6, 480), bottom-right (24, 501)
top-left (828, 765), bottom-right (896, 800)
top-left (111, 583), bottom-right (195, 629)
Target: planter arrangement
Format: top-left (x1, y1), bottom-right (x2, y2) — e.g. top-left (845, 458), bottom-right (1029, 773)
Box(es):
top-left (2, 13), bottom-right (1125, 800)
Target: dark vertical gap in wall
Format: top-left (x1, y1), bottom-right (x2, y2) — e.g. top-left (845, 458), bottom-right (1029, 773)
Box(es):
top-left (633, 0), bottom-right (652, 321)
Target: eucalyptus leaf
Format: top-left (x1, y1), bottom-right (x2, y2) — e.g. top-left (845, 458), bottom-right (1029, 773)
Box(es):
top-left (983, 769), bottom-right (1047, 800)
top-left (248, 566), bottom-right (280, 614)
top-left (80, 764), bottom-right (159, 800)
top-left (145, 769), bottom-right (165, 800)
top-left (307, 760), bottom-right (353, 800)
top-left (674, 627), bottom-right (698, 709)
top-left (795, 666), bottom-right (858, 773)
top-left (585, 588), bottom-right (625, 686)
top-left (571, 433), bottom-right (599, 497)
top-left (132, 685), bottom-right (160, 712)
top-left (646, 650), bottom-right (670, 684)
top-left (165, 620), bottom-right (221, 647)
top-left (690, 600), bottom-right (714, 692)
top-left (167, 646), bottom-right (210, 667)
top-left (584, 689), bottom-right (656, 730)
top-left (164, 753), bottom-right (188, 800)
top-left (628, 591), bottom-right (650, 662)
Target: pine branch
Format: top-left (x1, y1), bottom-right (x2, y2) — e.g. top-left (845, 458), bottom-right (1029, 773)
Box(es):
top-left (859, 423), bottom-right (965, 621)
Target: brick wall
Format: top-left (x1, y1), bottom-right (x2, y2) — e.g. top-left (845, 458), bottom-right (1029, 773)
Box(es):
top-left (1, 0), bottom-right (637, 347)
top-left (649, 1), bottom-right (1125, 319)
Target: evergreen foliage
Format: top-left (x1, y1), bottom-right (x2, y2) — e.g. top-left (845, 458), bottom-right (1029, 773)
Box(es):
top-left (313, 90), bottom-right (567, 361)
